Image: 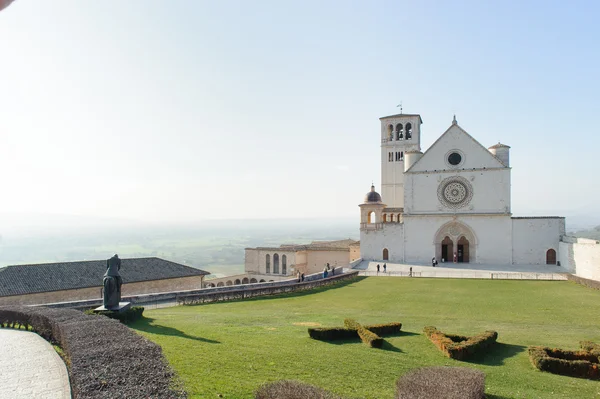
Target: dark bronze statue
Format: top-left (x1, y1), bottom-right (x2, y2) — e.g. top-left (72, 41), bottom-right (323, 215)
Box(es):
top-left (103, 254), bottom-right (123, 308)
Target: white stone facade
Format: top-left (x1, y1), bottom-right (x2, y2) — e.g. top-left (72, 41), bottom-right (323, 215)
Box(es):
top-left (360, 113), bottom-right (565, 266)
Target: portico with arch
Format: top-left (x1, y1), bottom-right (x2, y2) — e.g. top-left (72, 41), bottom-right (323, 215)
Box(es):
top-left (434, 221), bottom-right (477, 263)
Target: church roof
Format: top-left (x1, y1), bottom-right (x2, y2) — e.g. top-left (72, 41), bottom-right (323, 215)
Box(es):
top-left (0, 257), bottom-right (209, 297)
top-left (364, 184), bottom-right (383, 203)
top-left (405, 120), bottom-right (506, 173)
top-left (248, 239), bottom-right (359, 252)
top-left (379, 113), bottom-right (423, 123)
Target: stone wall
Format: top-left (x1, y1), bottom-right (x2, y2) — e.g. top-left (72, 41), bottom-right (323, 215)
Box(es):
top-left (0, 275), bottom-right (205, 306)
top-left (512, 217), bottom-right (565, 265)
top-left (559, 236), bottom-right (600, 281)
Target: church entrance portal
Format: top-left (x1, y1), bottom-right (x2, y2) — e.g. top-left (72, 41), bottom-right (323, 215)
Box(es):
top-left (457, 236), bottom-right (470, 263)
top-left (441, 236), bottom-right (453, 263)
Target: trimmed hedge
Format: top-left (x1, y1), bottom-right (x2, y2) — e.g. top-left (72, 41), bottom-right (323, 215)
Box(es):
top-left (423, 326), bottom-right (498, 360)
top-left (308, 319), bottom-right (402, 344)
top-left (396, 366), bottom-right (485, 399)
top-left (307, 327), bottom-right (357, 341)
top-left (529, 344), bottom-right (600, 380)
top-left (255, 380), bottom-right (344, 399)
top-left (344, 319), bottom-right (384, 348)
top-left (363, 322), bottom-right (402, 336)
top-left (580, 341), bottom-right (600, 356)
top-left (0, 306), bottom-right (186, 399)
top-left (84, 306), bottom-right (145, 324)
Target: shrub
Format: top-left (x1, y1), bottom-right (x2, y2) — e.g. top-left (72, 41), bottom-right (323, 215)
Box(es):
top-left (307, 327), bottom-right (357, 341)
top-left (357, 326), bottom-right (384, 348)
top-left (580, 341), bottom-right (600, 356)
top-left (85, 306), bottom-right (145, 324)
top-left (529, 346), bottom-right (600, 380)
top-left (423, 326), bottom-right (498, 360)
top-left (255, 380), bottom-right (343, 399)
top-left (395, 366), bottom-right (485, 399)
top-left (0, 306), bottom-right (186, 398)
top-left (363, 322), bottom-right (402, 336)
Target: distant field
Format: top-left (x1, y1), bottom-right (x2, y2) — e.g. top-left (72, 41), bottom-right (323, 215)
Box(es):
top-left (131, 278), bottom-right (600, 399)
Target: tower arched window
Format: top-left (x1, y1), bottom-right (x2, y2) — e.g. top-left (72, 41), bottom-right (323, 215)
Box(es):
top-left (396, 124), bottom-right (403, 140)
top-left (273, 253), bottom-right (280, 274)
top-left (368, 211), bottom-right (376, 224)
top-left (282, 255), bottom-right (287, 274)
top-left (406, 123), bottom-right (412, 139)
top-left (390, 214), bottom-right (395, 222)
top-left (266, 254), bottom-right (270, 274)
top-left (382, 214), bottom-right (387, 222)
top-left (388, 124), bottom-right (394, 141)
top-left (400, 151), bottom-right (404, 160)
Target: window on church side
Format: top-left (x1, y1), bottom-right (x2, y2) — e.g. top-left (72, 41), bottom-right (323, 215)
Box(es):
top-left (266, 254), bottom-right (270, 274)
top-left (400, 151), bottom-right (404, 160)
top-left (396, 124), bottom-right (403, 140)
top-left (406, 123), bottom-right (412, 139)
top-left (389, 152), bottom-right (393, 162)
top-left (273, 253), bottom-right (279, 274)
top-left (388, 124), bottom-right (394, 140)
top-left (282, 255), bottom-right (287, 274)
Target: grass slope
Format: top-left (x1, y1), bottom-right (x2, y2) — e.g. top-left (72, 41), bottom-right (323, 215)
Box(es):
top-left (131, 278), bottom-right (600, 399)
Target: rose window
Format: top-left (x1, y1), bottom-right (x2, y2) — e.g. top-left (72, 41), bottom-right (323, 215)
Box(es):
top-left (437, 176), bottom-right (473, 209)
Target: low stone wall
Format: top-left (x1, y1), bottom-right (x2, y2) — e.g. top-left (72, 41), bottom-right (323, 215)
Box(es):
top-left (559, 236), bottom-right (600, 281)
top-left (177, 271), bottom-right (359, 305)
top-left (41, 270), bottom-right (359, 310)
top-left (565, 273), bottom-right (600, 290)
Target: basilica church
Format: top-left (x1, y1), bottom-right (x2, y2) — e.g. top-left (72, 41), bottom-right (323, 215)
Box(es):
top-left (360, 113), bottom-right (565, 265)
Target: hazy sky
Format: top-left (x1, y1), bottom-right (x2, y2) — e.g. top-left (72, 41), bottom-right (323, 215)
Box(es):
top-left (0, 1), bottom-right (598, 224)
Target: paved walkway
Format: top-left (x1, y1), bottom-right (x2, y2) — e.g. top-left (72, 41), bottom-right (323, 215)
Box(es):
top-left (0, 329), bottom-right (71, 399)
top-left (354, 260), bottom-right (568, 280)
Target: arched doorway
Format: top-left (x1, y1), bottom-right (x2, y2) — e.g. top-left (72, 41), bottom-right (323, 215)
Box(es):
top-left (441, 236), bottom-right (453, 263)
top-left (383, 248), bottom-right (389, 260)
top-left (457, 236), bottom-right (470, 263)
top-left (546, 249), bottom-right (556, 265)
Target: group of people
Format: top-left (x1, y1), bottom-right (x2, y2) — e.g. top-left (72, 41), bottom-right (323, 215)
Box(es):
top-left (296, 270), bottom-right (305, 283)
top-left (376, 263), bottom-right (387, 273)
top-left (323, 263), bottom-right (335, 278)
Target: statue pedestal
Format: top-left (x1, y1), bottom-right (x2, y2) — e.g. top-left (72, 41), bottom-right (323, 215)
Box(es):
top-left (93, 302), bottom-right (132, 313)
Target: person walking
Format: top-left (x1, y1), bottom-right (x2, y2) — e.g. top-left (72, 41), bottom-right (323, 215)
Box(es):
top-left (297, 270), bottom-right (301, 282)
top-left (377, 264), bottom-right (380, 273)
top-left (383, 263), bottom-right (387, 273)
top-left (301, 273), bottom-right (305, 282)
top-left (323, 267), bottom-right (328, 278)
top-left (409, 266), bottom-right (413, 277)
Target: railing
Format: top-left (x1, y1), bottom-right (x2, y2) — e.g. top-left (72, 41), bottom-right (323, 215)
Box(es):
top-left (358, 270), bottom-right (567, 280)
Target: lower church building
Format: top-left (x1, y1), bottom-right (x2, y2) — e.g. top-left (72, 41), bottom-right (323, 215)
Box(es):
top-left (359, 112), bottom-right (564, 265)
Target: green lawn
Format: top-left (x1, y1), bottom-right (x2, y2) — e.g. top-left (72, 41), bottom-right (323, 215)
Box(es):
top-left (130, 278), bottom-right (600, 399)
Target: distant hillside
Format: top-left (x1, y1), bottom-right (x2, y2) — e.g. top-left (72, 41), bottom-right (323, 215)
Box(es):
top-left (572, 225), bottom-right (600, 240)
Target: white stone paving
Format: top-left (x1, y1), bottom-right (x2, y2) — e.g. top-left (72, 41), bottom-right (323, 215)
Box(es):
top-left (354, 260), bottom-right (568, 280)
top-left (0, 329), bottom-right (71, 399)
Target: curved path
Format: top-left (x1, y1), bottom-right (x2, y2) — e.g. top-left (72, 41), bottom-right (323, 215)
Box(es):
top-left (0, 329), bottom-right (71, 398)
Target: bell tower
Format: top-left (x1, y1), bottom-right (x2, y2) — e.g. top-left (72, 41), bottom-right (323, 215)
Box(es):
top-left (380, 113), bottom-right (422, 208)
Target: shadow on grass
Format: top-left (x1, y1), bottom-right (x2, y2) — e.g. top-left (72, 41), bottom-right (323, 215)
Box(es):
top-left (486, 394), bottom-right (513, 399)
top-left (464, 342), bottom-right (526, 366)
top-left (310, 337), bottom-right (404, 352)
top-left (133, 316), bottom-right (220, 344)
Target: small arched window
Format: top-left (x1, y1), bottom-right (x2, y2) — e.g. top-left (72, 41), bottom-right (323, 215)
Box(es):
top-left (382, 214), bottom-right (387, 222)
top-left (368, 211), bottom-right (376, 224)
top-left (266, 254), bottom-right (270, 274)
top-left (397, 213), bottom-right (402, 222)
top-left (226, 280), bottom-right (232, 286)
top-left (396, 124), bottom-right (403, 140)
top-left (242, 277), bottom-right (249, 284)
top-left (388, 124), bottom-right (394, 140)
top-left (406, 123), bottom-right (412, 139)
top-left (273, 253), bottom-right (280, 274)
top-left (282, 255), bottom-right (287, 274)
top-left (217, 282), bottom-right (224, 287)
top-left (400, 151), bottom-right (404, 160)
top-left (234, 279), bottom-right (241, 285)
top-left (390, 214), bottom-right (395, 222)
top-left (383, 248), bottom-right (389, 260)
top-left (250, 278), bottom-right (257, 283)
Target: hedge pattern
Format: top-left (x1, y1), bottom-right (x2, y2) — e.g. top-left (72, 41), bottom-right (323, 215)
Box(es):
top-left (308, 319), bottom-right (401, 348)
top-left (395, 366), bottom-right (485, 399)
top-left (0, 306), bottom-right (186, 399)
top-left (529, 343), bottom-right (600, 380)
top-left (423, 326), bottom-right (498, 360)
